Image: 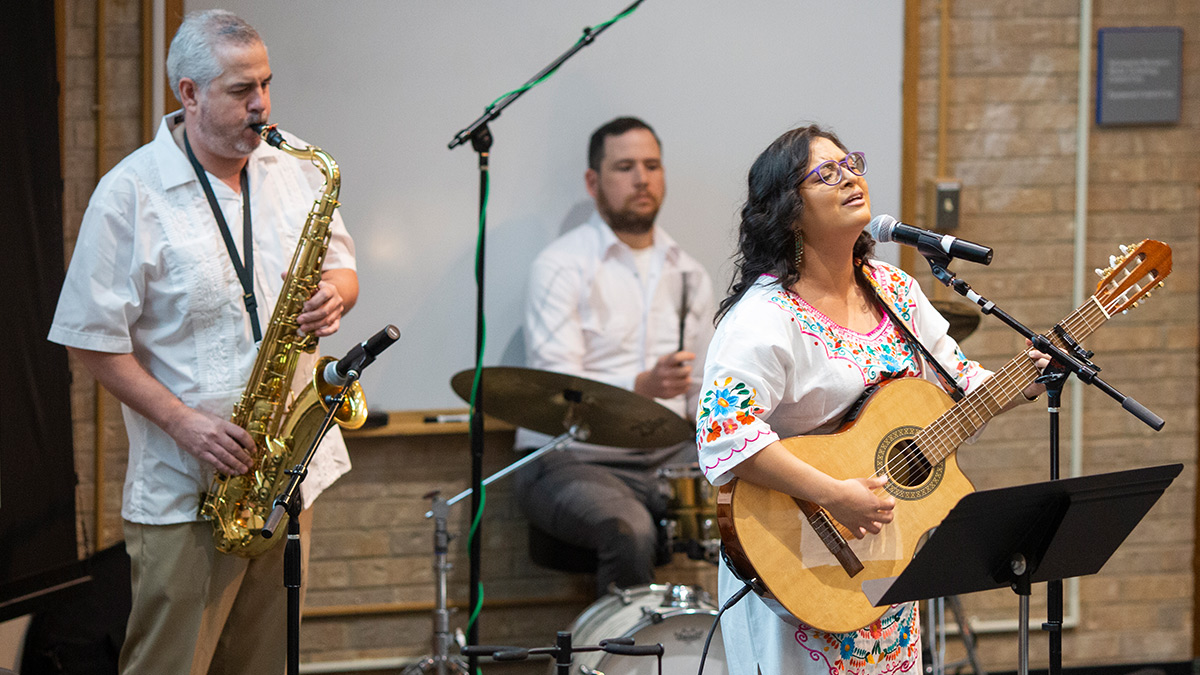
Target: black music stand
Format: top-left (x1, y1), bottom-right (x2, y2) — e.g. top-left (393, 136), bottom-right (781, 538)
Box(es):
top-left (861, 464), bottom-right (1181, 675)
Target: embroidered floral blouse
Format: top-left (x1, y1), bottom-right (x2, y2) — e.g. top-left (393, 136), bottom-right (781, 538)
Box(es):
top-left (696, 262), bottom-right (989, 487)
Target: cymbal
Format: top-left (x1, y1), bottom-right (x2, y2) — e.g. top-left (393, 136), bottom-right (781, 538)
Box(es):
top-left (449, 367), bottom-right (694, 449)
top-left (930, 299), bottom-right (982, 342)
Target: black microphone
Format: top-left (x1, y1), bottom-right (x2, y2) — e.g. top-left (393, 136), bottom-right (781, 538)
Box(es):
top-left (868, 214), bottom-right (993, 265)
top-left (323, 325), bottom-right (401, 386)
top-left (460, 646), bottom-right (512, 657)
top-left (603, 643), bottom-right (664, 657)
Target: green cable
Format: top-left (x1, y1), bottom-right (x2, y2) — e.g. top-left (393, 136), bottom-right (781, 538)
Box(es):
top-left (462, 1), bottom-right (642, 654)
top-left (465, 162), bottom-right (490, 642)
top-left (484, 2), bottom-right (643, 111)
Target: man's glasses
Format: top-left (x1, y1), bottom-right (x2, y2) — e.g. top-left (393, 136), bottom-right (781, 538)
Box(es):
top-left (802, 151), bottom-right (867, 186)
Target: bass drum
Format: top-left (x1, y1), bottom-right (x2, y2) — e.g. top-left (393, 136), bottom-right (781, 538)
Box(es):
top-left (563, 584), bottom-right (726, 675)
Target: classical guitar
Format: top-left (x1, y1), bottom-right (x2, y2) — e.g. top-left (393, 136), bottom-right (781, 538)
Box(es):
top-left (716, 240), bottom-right (1172, 633)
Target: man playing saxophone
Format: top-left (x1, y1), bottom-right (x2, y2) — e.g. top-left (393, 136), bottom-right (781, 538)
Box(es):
top-left (49, 10), bottom-right (357, 674)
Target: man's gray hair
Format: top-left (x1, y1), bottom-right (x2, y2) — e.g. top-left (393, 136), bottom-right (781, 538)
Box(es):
top-left (167, 9), bottom-right (262, 102)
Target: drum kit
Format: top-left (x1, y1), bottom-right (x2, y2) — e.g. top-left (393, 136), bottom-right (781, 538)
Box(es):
top-left (404, 366), bottom-right (726, 675)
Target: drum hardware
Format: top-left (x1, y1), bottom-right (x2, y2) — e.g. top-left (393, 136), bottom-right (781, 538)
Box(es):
top-left (408, 433), bottom-right (603, 673)
top-left (564, 584), bottom-right (726, 675)
top-left (412, 365), bottom-right (684, 668)
top-left (439, 365), bottom-right (697, 520)
top-left (464, 632), bottom-right (664, 675)
top-left (449, 367), bottom-right (693, 449)
top-left (657, 465), bottom-right (721, 564)
top-left (427, 369), bottom-right (707, 673)
top-left (403, 492), bottom-right (469, 675)
top-left (424, 429), bottom-right (580, 519)
top-left (924, 595), bottom-right (987, 675)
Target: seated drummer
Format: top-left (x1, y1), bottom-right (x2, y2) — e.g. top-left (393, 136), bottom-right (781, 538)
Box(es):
top-left (514, 117), bottom-right (716, 596)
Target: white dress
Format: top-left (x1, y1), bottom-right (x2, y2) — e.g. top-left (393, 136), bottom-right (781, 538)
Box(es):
top-left (696, 263), bottom-right (990, 675)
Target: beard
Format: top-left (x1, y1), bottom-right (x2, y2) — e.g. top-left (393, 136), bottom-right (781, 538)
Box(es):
top-left (195, 106), bottom-right (263, 157)
top-left (596, 185), bottom-right (660, 235)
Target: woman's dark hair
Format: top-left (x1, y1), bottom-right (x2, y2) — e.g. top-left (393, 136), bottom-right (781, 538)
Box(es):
top-left (715, 124), bottom-right (876, 324)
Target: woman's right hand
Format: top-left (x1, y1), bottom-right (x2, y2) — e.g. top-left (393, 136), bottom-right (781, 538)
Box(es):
top-left (824, 475), bottom-right (896, 539)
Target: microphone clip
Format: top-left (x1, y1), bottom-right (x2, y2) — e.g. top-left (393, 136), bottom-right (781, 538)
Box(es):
top-left (917, 247), bottom-right (957, 287)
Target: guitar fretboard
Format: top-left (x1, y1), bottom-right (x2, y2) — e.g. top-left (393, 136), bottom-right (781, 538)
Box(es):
top-left (916, 295), bottom-right (1111, 466)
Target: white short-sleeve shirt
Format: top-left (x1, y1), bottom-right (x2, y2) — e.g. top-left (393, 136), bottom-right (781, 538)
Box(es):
top-left (49, 112), bottom-right (357, 524)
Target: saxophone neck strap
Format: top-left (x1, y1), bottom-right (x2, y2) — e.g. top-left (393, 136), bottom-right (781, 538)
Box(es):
top-left (863, 263), bottom-right (965, 402)
top-left (184, 130), bottom-right (261, 343)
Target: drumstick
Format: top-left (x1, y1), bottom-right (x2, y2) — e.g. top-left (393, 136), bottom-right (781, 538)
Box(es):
top-left (678, 271), bottom-right (690, 352)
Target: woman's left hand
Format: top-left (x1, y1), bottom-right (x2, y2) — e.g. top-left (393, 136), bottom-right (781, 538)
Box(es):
top-left (1021, 339), bottom-right (1054, 401)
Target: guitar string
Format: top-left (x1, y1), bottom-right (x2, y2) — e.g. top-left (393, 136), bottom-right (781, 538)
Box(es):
top-left (913, 289), bottom-right (1122, 469)
top-left (872, 297), bottom-right (1107, 493)
top-left (809, 297), bottom-right (1105, 552)
top-left (803, 263), bottom-right (1139, 550)
top-left (875, 291), bottom-right (1121, 496)
top-left (808, 260), bottom-right (1149, 555)
top-left (881, 253), bottom-right (1149, 491)
top-left (809, 509), bottom-right (847, 552)
top-left (858, 295), bottom-right (1112, 501)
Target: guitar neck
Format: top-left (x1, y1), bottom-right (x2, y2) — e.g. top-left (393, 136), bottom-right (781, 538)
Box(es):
top-left (919, 294), bottom-right (1112, 464)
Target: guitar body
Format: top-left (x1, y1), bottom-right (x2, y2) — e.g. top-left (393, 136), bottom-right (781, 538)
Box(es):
top-left (717, 377), bottom-right (974, 634)
top-left (714, 239), bottom-right (1171, 634)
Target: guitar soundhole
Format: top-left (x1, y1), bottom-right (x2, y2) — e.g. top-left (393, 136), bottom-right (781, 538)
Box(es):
top-left (885, 439), bottom-right (932, 488)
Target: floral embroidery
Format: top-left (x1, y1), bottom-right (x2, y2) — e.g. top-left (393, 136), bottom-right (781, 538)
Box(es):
top-left (767, 291), bottom-right (920, 387)
top-left (700, 428), bottom-right (772, 477)
top-left (867, 265), bottom-right (917, 326)
top-left (696, 377), bottom-right (765, 444)
top-left (794, 604), bottom-right (921, 675)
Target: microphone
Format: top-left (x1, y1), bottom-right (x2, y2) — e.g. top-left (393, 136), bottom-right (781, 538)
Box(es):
top-left (868, 214), bottom-right (993, 265)
top-left (323, 325), bottom-right (401, 386)
top-left (603, 643), bottom-right (665, 657)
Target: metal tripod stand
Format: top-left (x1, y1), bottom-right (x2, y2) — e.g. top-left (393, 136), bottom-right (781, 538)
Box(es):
top-left (926, 594), bottom-right (987, 675)
top-left (403, 493), bottom-right (468, 675)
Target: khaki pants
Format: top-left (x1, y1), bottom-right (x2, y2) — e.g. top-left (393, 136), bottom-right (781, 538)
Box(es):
top-left (118, 509), bottom-right (313, 675)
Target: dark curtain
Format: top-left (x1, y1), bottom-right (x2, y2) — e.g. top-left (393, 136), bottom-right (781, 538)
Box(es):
top-left (0, 0), bottom-right (87, 619)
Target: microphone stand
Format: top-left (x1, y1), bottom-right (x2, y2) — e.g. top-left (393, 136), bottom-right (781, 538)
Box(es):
top-left (916, 250), bottom-right (1164, 675)
top-left (462, 632), bottom-right (664, 675)
top-left (261, 372), bottom-right (365, 675)
top-left (445, 1), bottom-right (646, 661)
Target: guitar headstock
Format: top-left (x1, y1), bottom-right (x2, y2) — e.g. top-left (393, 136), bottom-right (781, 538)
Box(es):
top-left (1094, 240), bottom-right (1172, 315)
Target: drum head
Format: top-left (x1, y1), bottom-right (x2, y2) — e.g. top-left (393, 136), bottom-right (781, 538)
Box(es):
top-left (565, 584), bottom-right (726, 675)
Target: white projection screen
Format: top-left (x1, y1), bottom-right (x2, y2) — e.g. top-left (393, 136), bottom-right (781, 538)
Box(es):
top-left (184, 0), bottom-right (904, 411)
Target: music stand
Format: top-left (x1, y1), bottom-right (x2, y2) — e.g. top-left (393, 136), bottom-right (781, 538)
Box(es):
top-left (861, 463), bottom-right (1181, 675)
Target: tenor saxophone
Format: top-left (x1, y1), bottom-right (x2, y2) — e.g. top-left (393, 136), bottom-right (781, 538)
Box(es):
top-left (199, 123), bottom-right (367, 557)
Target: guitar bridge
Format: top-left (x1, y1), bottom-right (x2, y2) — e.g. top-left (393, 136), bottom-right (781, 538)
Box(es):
top-left (793, 497), bottom-right (865, 577)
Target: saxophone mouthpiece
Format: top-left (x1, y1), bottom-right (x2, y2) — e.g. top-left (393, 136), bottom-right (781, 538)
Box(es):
top-left (252, 122), bottom-right (286, 148)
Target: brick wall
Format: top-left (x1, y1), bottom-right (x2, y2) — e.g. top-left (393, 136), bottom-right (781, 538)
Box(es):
top-left (912, 0), bottom-right (1198, 668)
top-left (57, 0), bottom-right (1198, 672)
top-left (61, 0), bottom-right (139, 557)
top-left (305, 430), bottom-right (719, 669)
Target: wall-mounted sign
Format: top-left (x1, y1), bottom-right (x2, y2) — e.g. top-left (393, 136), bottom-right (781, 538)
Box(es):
top-left (1096, 27), bottom-right (1182, 126)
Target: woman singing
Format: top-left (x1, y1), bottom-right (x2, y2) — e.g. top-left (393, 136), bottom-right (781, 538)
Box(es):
top-left (697, 125), bottom-right (1049, 675)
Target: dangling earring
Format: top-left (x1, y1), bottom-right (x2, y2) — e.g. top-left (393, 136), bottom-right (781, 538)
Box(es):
top-left (794, 230), bottom-right (804, 271)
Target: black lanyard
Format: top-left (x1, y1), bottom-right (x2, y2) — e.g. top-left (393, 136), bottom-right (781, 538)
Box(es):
top-left (183, 131), bottom-right (262, 342)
